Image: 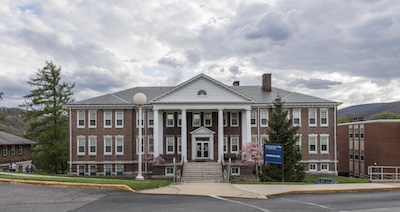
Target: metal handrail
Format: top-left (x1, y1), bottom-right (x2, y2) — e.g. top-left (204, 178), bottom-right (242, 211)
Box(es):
top-left (368, 166), bottom-right (400, 181)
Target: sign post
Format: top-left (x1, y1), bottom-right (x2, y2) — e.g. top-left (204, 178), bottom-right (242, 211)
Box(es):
top-left (264, 143), bottom-right (284, 182)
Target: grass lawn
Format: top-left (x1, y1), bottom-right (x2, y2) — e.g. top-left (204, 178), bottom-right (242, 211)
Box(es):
top-left (233, 174), bottom-right (369, 184)
top-left (0, 173), bottom-right (172, 191)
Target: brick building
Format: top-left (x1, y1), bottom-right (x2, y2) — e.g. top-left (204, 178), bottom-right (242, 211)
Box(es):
top-left (66, 73), bottom-right (340, 177)
top-left (0, 131), bottom-right (37, 171)
top-left (337, 120), bottom-right (400, 178)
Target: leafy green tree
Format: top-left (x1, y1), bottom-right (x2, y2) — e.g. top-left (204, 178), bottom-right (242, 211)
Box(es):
top-left (260, 95), bottom-right (305, 182)
top-left (23, 61), bottom-right (74, 174)
top-left (370, 112), bottom-right (400, 120)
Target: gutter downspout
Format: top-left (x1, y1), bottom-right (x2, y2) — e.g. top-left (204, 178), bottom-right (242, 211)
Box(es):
top-left (69, 108), bottom-right (72, 176)
top-left (334, 105), bottom-right (338, 176)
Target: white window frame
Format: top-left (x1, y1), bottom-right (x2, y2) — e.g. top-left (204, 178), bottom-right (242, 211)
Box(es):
top-left (136, 111), bottom-right (144, 128)
top-left (77, 111), bottom-right (85, 128)
top-left (77, 136), bottom-right (85, 155)
top-left (166, 113), bottom-right (174, 127)
top-left (177, 137), bottom-right (182, 154)
top-left (104, 111), bottom-right (112, 128)
top-left (147, 137), bottom-right (154, 153)
top-left (136, 137), bottom-right (144, 154)
top-left (11, 145), bottom-right (15, 156)
top-left (230, 112), bottom-right (239, 127)
top-left (223, 137), bottom-right (228, 153)
top-left (231, 137), bottom-right (239, 154)
top-left (251, 110), bottom-right (257, 127)
top-left (308, 109), bottom-right (317, 127)
top-left (320, 135), bottom-right (329, 154)
top-left (309, 164), bottom-right (317, 172)
top-left (116, 164), bottom-right (124, 175)
top-left (88, 110), bottom-right (97, 128)
top-left (166, 137), bottom-right (175, 154)
top-left (260, 109), bottom-right (268, 127)
top-left (321, 163), bottom-right (329, 172)
top-left (148, 111), bottom-right (154, 128)
top-left (115, 111), bottom-right (124, 128)
top-left (204, 112), bottom-right (212, 127)
top-left (89, 165), bottom-right (97, 176)
top-left (115, 136), bottom-right (124, 155)
top-left (320, 109), bottom-right (328, 127)
top-left (349, 125), bottom-right (353, 138)
top-left (223, 112), bottom-right (227, 127)
top-left (192, 112), bottom-right (201, 127)
top-left (18, 145), bottom-right (23, 155)
top-left (78, 165), bottom-right (85, 176)
top-left (231, 167), bottom-right (240, 176)
top-left (360, 125), bottom-right (365, 139)
top-left (104, 136), bottom-right (112, 155)
top-left (295, 134), bottom-right (302, 150)
top-left (104, 164), bottom-right (112, 176)
top-left (309, 135), bottom-right (317, 154)
top-left (3, 146), bottom-right (8, 156)
top-left (88, 136), bottom-right (97, 155)
top-left (292, 109), bottom-right (301, 126)
top-left (177, 113), bottom-right (182, 127)
top-left (165, 167), bottom-right (174, 176)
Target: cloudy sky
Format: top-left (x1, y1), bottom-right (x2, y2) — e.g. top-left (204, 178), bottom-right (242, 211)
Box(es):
top-left (1, 0), bottom-right (399, 109)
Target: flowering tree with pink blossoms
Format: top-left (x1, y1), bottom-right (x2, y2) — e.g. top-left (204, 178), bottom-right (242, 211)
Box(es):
top-left (236, 142), bottom-right (264, 166)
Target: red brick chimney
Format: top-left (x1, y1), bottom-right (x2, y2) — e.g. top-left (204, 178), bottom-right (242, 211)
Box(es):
top-left (262, 73), bottom-right (272, 92)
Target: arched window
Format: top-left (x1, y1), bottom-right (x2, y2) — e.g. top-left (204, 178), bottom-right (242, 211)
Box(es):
top-left (197, 90), bottom-right (207, 96)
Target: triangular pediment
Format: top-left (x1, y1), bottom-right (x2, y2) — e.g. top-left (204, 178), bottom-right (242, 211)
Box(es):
top-left (190, 126), bottom-right (215, 135)
top-left (150, 74), bottom-right (254, 104)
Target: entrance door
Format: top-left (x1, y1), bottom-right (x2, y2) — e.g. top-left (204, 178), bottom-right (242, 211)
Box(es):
top-left (196, 137), bottom-right (210, 159)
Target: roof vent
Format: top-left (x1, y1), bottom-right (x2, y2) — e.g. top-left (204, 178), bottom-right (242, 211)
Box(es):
top-left (233, 81), bottom-right (240, 86)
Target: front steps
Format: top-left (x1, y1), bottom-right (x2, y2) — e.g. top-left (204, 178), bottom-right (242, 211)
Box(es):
top-left (181, 162), bottom-right (223, 183)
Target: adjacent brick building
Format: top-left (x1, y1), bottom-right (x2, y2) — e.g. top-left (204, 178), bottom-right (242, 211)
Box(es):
top-left (337, 120), bottom-right (400, 178)
top-left (66, 73), bottom-right (340, 177)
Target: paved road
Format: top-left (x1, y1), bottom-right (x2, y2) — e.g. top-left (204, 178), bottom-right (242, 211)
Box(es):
top-left (2, 182), bottom-right (400, 212)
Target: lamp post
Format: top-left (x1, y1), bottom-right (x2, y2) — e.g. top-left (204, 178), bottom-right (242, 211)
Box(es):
top-left (134, 93), bottom-right (147, 180)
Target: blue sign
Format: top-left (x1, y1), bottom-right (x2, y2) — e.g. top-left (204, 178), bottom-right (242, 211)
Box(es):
top-left (264, 143), bottom-right (283, 164)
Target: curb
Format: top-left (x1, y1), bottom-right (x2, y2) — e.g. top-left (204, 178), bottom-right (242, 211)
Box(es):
top-left (267, 187), bottom-right (400, 196)
top-left (0, 178), bottom-right (136, 192)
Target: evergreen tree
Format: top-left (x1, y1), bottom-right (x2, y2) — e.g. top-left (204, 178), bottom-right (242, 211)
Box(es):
top-left (0, 91), bottom-right (3, 99)
top-left (260, 95), bottom-right (305, 182)
top-left (23, 61), bottom-right (74, 174)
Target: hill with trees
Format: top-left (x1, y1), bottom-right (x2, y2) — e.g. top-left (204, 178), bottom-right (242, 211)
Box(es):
top-left (338, 101), bottom-right (400, 121)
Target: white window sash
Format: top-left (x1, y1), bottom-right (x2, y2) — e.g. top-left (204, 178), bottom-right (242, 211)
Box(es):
top-left (104, 137), bottom-right (112, 155)
top-left (104, 112), bottom-right (112, 128)
top-left (115, 136), bottom-right (124, 155)
top-left (230, 112), bottom-right (239, 127)
top-left (89, 111), bottom-right (97, 128)
top-left (166, 137), bottom-right (175, 154)
top-left (115, 111), bottom-right (124, 128)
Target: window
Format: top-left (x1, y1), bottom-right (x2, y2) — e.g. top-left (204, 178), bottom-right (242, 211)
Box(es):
top-left (309, 135), bottom-right (317, 154)
top-left (204, 112), bottom-right (212, 127)
top-left (136, 111), bottom-right (144, 128)
top-left (349, 126), bottom-right (353, 138)
top-left (354, 126), bottom-right (359, 139)
top-left (320, 109), bottom-right (328, 127)
top-left (177, 113), bottom-right (182, 127)
top-left (11, 146), bottom-right (15, 156)
top-left (309, 164), bottom-right (317, 172)
top-left (354, 150), bottom-right (359, 160)
top-left (104, 136), bottom-right (112, 155)
top-left (321, 164), bottom-right (329, 172)
top-left (308, 109), bottom-right (317, 127)
top-left (223, 137), bottom-right (228, 153)
top-left (3, 146), bottom-right (8, 156)
top-left (177, 137), bottom-right (182, 154)
top-left (360, 125), bottom-right (364, 139)
top-left (77, 136), bottom-right (85, 155)
top-left (166, 113), bottom-right (174, 127)
top-left (115, 136), bottom-right (124, 155)
top-left (77, 111), bottom-right (85, 128)
top-left (295, 135), bottom-right (302, 150)
top-left (136, 138), bottom-right (144, 154)
top-left (18, 145), bottom-right (23, 155)
top-left (104, 111), bottom-right (112, 128)
top-left (260, 109), bottom-right (268, 127)
top-left (116, 164), bottom-right (124, 175)
top-left (230, 112), bottom-right (239, 127)
top-left (89, 136), bottom-right (97, 155)
top-left (223, 112), bottom-right (227, 126)
top-left (193, 112), bottom-right (201, 127)
top-left (231, 167), bottom-right (240, 176)
top-left (292, 110), bottom-right (301, 126)
top-left (165, 167), bottom-right (174, 176)
top-left (78, 165), bottom-right (85, 176)
top-left (349, 149), bottom-right (354, 160)
top-left (115, 111), bottom-right (124, 128)
top-left (251, 110), bottom-right (257, 127)
top-left (89, 111), bottom-right (97, 128)
top-left (166, 137), bottom-right (174, 154)
top-left (320, 135), bottom-right (329, 154)
top-left (360, 150), bottom-right (365, 161)
top-left (89, 165), bottom-right (97, 176)
top-left (148, 111), bottom-right (154, 127)
top-left (104, 164), bottom-right (112, 176)
top-left (148, 138), bottom-right (154, 153)
top-left (231, 137), bottom-right (239, 153)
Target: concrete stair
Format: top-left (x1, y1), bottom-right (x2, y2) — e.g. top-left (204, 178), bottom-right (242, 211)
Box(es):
top-left (181, 162), bottom-right (223, 183)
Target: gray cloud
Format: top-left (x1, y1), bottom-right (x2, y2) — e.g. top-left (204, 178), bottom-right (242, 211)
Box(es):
top-left (289, 78), bottom-right (343, 90)
top-left (244, 11), bottom-right (293, 41)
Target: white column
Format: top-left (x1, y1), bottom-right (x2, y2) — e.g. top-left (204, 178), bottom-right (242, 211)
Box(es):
top-left (218, 109), bottom-right (224, 162)
top-left (153, 109), bottom-right (159, 157)
top-left (158, 111), bottom-right (164, 156)
top-left (246, 109), bottom-right (251, 144)
top-left (181, 109), bottom-right (188, 162)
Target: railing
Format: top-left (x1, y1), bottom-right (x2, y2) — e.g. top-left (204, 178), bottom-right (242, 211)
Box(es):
top-left (173, 157), bottom-right (185, 183)
top-left (368, 166), bottom-right (400, 182)
top-left (221, 157), bottom-right (231, 183)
